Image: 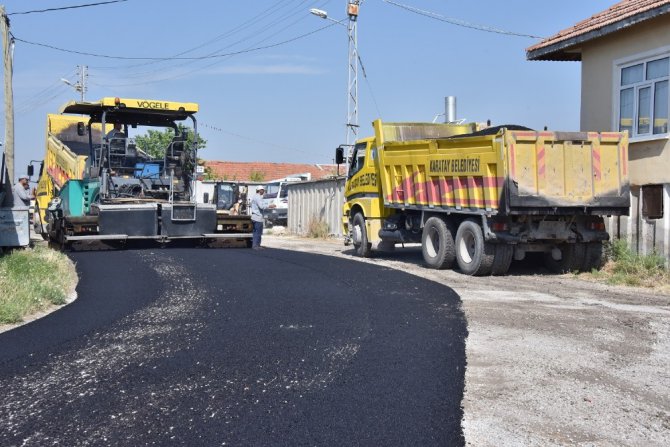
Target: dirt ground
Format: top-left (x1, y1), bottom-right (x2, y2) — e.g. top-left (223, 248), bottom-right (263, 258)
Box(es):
top-left (263, 235), bottom-right (670, 447)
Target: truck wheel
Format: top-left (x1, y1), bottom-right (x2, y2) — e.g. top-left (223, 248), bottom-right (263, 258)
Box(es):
top-left (581, 242), bottom-right (605, 272)
top-left (421, 217), bottom-right (455, 269)
top-left (491, 244), bottom-right (514, 275)
top-left (352, 213), bottom-right (372, 257)
top-left (543, 244), bottom-right (584, 273)
top-left (455, 219), bottom-right (495, 276)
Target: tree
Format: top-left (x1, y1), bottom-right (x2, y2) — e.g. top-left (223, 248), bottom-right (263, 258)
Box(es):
top-left (249, 170), bottom-right (265, 182)
top-left (134, 124), bottom-right (207, 159)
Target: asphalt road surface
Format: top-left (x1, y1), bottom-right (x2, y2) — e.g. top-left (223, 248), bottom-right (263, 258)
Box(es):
top-left (0, 247), bottom-right (467, 446)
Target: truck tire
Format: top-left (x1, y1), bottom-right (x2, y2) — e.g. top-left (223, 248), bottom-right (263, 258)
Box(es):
top-left (352, 213), bottom-right (372, 258)
top-left (491, 244), bottom-right (514, 275)
top-left (421, 216), bottom-right (455, 269)
top-left (581, 242), bottom-right (605, 272)
top-left (455, 219), bottom-right (495, 276)
top-left (543, 244), bottom-right (585, 273)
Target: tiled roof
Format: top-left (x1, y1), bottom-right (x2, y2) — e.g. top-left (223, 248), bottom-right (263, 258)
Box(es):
top-left (527, 0), bottom-right (670, 61)
top-left (204, 160), bottom-right (339, 182)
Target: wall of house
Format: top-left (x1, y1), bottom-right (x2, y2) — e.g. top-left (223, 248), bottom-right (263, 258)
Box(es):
top-left (580, 14), bottom-right (670, 186)
top-left (579, 14), bottom-right (670, 259)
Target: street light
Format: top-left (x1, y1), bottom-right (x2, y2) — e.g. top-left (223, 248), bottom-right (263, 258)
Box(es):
top-left (61, 65), bottom-right (87, 102)
top-left (309, 8), bottom-right (328, 19)
top-left (310, 1), bottom-right (360, 173)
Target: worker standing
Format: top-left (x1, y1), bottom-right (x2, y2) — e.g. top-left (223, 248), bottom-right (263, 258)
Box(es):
top-left (12, 174), bottom-right (33, 207)
top-left (250, 185), bottom-right (267, 249)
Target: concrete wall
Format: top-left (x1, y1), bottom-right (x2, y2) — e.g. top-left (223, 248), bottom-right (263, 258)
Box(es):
top-left (286, 177), bottom-right (345, 238)
top-left (606, 184), bottom-right (670, 260)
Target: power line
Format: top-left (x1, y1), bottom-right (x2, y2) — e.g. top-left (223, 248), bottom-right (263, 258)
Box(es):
top-left (8, 0), bottom-right (128, 16)
top-left (92, 0), bottom-right (325, 82)
top-left (200, 123), bottom-right (316, 157)
top-left (85, 16), bottom-right (338, 87)
top-left (11, 20), bottom-right (337, 61)
top-left (90, 0), bottom-right (307, 71)
top-left (382, 0), bottom-right (544, 39)
top-left (357, 51), bottom-right (383, 119)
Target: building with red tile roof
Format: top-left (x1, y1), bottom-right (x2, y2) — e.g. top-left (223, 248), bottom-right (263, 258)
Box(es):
top-left (204, 160), bottom-right (339, 182)
top-left (527, 0), bottom-right (670, 61)
top-left (526, 0), bottom-right (670, 259)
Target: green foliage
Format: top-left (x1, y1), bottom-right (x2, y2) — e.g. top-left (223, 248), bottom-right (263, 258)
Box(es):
top-left (196, 160), bottom-right (218, 181)
top-left (602, 239), bottom-right (669, 288)
top-left (0, 247), bottom-right (76, 324)
top-left (249, 170), bottom-right (265, 182)
top-left (307, 215), bottom-right (330, 239)
top-left (134, 124), bottom-right (207, 159)
top-left (203, 165), bottom-right (217, 181)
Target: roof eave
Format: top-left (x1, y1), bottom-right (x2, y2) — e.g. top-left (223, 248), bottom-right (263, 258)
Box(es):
top-left (527, 4), bottom-right (670, 61)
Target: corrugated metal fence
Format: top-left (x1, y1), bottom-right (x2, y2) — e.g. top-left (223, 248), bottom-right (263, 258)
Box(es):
top-left (286, 177), bottom-right (345, 237)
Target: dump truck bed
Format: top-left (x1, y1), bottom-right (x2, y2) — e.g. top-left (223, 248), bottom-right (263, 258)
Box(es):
top-left (374, 121), bottom-right (629, 216)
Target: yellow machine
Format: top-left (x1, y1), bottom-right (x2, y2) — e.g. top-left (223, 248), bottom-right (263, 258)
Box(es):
top-left (32, 97), bottom-right (252, 248)
top-left (340, 120), bottom-right (630, 275)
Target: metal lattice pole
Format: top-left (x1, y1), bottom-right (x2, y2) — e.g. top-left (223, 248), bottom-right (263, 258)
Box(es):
top-left (345, 1), bottom-right (360, 173)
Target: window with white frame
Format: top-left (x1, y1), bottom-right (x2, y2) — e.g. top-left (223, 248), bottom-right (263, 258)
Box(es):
top-left (618, 55), bottom-right (669, 138)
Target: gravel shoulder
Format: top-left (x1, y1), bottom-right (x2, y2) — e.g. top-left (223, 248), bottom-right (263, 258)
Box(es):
top-left (263, 235), bottom-right (670, 446)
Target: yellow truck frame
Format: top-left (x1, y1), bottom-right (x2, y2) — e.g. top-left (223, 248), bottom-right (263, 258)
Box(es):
top-left (341, 120), bottom-right (630, 275)
top-left (33, 114), bottom-right (99, 235)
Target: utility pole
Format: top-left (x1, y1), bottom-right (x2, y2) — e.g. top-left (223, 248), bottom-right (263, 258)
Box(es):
top-left (62, 65), bottom-right (88, 101)
top-left (77, 65), bottom-right (87, 102)
top-left (1, 5), bottom-right (14, 181)
top-left (345, 1), bottom-right (360, 157)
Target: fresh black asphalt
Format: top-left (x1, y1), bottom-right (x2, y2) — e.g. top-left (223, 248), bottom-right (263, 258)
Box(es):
top-left (0, 247), bottom-right (468, 446)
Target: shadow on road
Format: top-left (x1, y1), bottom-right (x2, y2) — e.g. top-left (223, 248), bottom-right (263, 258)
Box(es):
top-left (342, 244), bottom-right (556, 276)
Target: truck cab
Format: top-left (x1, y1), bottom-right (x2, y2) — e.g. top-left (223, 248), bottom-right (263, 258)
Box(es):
top-left (341, 138), bottom-right (387, 254)
top-left (261, 176), bottom-right (306, 226)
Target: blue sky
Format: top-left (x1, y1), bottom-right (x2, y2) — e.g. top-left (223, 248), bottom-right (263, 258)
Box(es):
top-left (2, 0), bottom-right (616, 177)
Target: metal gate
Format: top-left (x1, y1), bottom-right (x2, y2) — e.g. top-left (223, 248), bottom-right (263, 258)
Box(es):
top-left (286, 177), bottom-right (345, 237)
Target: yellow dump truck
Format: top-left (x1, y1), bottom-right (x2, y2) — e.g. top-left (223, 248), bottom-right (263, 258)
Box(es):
top-left (340, 120), bottom-right (630, 275)
top-left (33, 114), bottom-right (99, 236)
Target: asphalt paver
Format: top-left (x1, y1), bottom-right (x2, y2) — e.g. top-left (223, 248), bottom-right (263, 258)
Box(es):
top-left (0, 247), bottom-right (467, 446)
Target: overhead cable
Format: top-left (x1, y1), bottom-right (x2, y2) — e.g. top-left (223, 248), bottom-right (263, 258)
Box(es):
top-left (96, 0), bottom-right (322, 81)
top-left (382, 0), bottom-right (544, 39)
top-left (89, 0), bottom-right (302, 71)
top-left (8, 0), bottom-right (128, 16)
top-left (200, 123), bottom-right (317, 157)
top-left (11, 21), bottom-right (337, 60)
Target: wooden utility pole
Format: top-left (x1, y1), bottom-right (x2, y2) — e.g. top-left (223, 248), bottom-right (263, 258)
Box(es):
top-left (1, 5), bottom-right (14, 181)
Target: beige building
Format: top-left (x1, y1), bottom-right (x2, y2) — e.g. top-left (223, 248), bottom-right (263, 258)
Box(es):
top-left (528, 0), bottom-right (670, 258)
